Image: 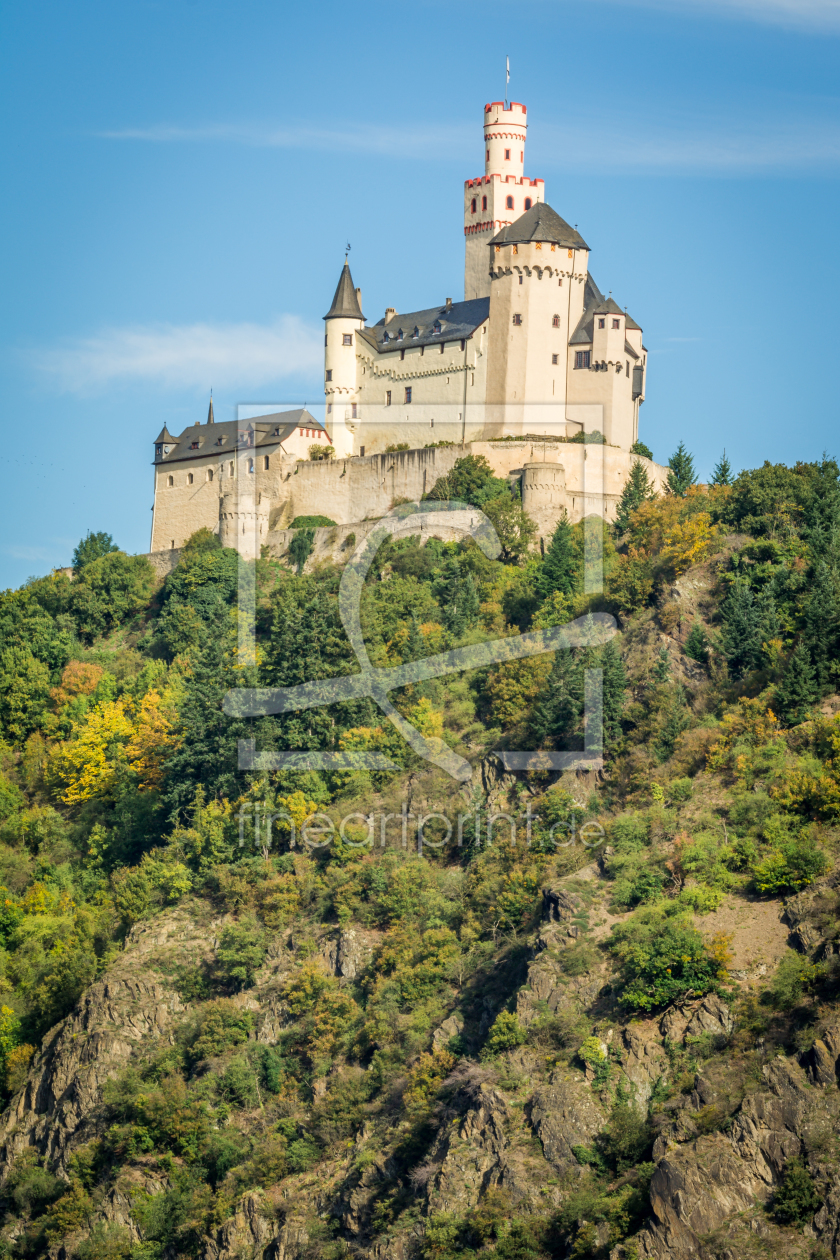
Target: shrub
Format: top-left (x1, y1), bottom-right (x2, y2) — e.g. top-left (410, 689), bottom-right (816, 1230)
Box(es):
top-left (290, 515), bottom-right (337, 528)
top-left (189, 1000), bottom-right (254, 1062)
top-left (289, 528), bottom-right (315, 575)
top-left (770, 1157), bottom-right (822, 1226)
top-left (751, 835), bottom-right (828, 895)
top-left (481, 1011), bottom-right (527, 1058)
top-left (215, 914), bottom-right (268, 990)
top-left (610, 911), bottom-right (731, 1011)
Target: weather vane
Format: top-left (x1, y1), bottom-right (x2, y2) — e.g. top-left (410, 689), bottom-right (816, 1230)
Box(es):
top-left (346, 241), bottom-right (351, 254)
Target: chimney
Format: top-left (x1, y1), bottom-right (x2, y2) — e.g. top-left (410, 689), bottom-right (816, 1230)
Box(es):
top-left (385, 307), bottom-right (396, 324)
top-left (445, 297), bottom-right (453, 311)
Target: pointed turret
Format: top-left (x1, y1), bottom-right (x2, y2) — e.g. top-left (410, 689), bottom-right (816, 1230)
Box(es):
top-left (207, 393), bottom-right (215, 425)
top-left (324, 259), bottom-right (365, 321)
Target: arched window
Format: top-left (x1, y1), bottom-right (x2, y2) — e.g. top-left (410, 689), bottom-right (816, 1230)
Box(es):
top-left (229, 462), bottom-right (234, 476)
top-left (552, 315), bottom-right (560, 328)
top-left (470, 198), bottom-right (477, 213)
top-left (207, 469), bottom-right (214, 481)
top-left (264, 455), bottom-right (270, 470)
top-left (482, 195), bottom-right (487, 211)
top-left (187, 472), bottom-right (194, 485)
top-left (167, 475), bottom-right (173, 486)
top-left (506, 196), bottom-right (514, 210)
top-left (524, 198), bottom-right (532, 210)
top-left (248, 457), bottom-right (254, 473)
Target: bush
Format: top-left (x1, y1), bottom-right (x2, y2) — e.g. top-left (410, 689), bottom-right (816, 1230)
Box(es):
top-left (481, 1011), bottom-right (527, 1058)
top-left (290, 515), bottom-right (337, 528)
top-left (190, 1000), bottom-right (254, 1062)
top-left (770, 1157), bottom-right (822, 1226)
top-left (751, 835), bottom-right (828, 895)
top-left (215, 915), bottom-right (268, 990)
top-left (610, 910), bottom-right (731, 1011)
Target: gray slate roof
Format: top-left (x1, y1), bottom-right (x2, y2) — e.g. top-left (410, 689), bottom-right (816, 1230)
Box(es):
top-left (569, 277), bottom-right (642, 345)
top-left (324, 261), bottom-right (365, 321)
top-left (359, 297), bottom-right (490, 355)
top-left (153, 408), bottom-right (324, 465)
top-left (490, 201), bottom-right (589, 251)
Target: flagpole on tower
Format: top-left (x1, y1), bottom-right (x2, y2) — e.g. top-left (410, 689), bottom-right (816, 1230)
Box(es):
top-left (505, 56), bottom-right (509, 108)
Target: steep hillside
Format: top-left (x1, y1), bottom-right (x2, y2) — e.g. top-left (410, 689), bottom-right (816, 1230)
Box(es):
top-left (1, 452), bottom-right (840, 1258)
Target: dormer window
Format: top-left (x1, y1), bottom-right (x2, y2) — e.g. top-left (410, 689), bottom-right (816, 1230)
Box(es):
top-left (433, 320), bottom-right (441, 334)
top-left (397, 328), bottom-right (404, 341)
top-left (383, 331), bottom-right (389, 342)
top-left (412, 326), bottom-right (419, 338)
top-left (190, 441), bottom-right (199, 449)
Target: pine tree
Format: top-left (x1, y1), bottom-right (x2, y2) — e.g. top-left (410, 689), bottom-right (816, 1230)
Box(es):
top-left (684, 623), bottom-right (709, 664)
top-left (600, 639), bottom-right (627, 749)
top-left (665, 442), bottom-right (698, 497)
top-left (403, 614), bottom-right (424, 663)
top-left (460, 573), bottom-right (480, 628)
top-left (710, 450), bottom-right (733, 487)
top-left (802, 561), bottom-right (840, 693)
top-left (775, 642), bottom-right (818, 727)
top-left (535, 512), bottom-right (578, 601)
top-left (614, 460), bottom-right (654, 534)
top-left (529, 647), bottom-right (582, 745)
top-left (720, 580), bottom-right (763, 679)
top-left (653, 646), bottom-right (671, 683)
top-left (656, 687), bottom-right (691, 762)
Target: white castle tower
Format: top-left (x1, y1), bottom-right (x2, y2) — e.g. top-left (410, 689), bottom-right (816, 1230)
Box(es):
top-left (463, 101), bottom-right (544, 302)
top-left (323, 259), bottom-right (364, 457)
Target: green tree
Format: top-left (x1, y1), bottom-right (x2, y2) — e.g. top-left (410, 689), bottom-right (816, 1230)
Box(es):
top-left (711, 450), bottom-right (733, 486)
top-left (72, 530), bottom-right (118, 574)
top-left (774, 642), bottom-right (818, 726)
top-left (535, 512), bottom-right (578, 600)
top-left (614, 460), bottom-right (655, 534)
top-left (684, 623), bottom-right (709, 664)
top-left (801, 560), bottom-right (839, 693)
top-left (630, 440), bottom-right (653, 460)
top-left (600, 639), bottom-right (627, 750)
top-left (216, 915), bottom-right (268, 990)
top-left (653, 646), bottom-right (671, 682)
top-left (0, 648), bottom-right (51, 745)
top-left (656, 687), bottom-right (691, 762)
top-left (426, 454), bottom-right (507, 507)
top-left (483, 495), bottom-right (536, 561)
top-left (529, 646), bottom-right (582, 745)
top-left (665, 442), bottom-right (697, 497)
top-left (771, 1157), bottom-right (822, 1226)
top-left (289, 528), bottom-right (315, 575)
top-left (69, 553), bottom-right (154, 641)
top-left (720, 580), bottom-right (764, 679)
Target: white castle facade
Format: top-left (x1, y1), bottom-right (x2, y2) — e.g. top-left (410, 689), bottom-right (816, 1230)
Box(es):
top-left (150, 97), bottom-right (665, 560)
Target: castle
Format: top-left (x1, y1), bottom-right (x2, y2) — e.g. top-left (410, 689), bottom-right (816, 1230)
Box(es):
top-left (150, 97), bottom-right (666, 561)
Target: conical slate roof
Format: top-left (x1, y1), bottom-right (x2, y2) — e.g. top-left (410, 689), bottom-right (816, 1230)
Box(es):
top-left (154, 425), bottom-right (175, 443)
top-left (206, 395), bottom-right (214, 425)
top-left (324, 260), bottom-right (364, 321)
top-left (490, 201), bottom-right (589, 251)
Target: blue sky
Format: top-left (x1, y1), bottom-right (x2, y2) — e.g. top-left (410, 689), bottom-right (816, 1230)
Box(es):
top-left (2, 0), bottom-right (840, 586)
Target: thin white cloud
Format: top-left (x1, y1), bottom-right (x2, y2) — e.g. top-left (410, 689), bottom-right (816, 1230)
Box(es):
top-left (99, 110), bottom-right (840, 174)
top-left (28, 316), bottom-right (323, 395)
top-left (98, 122), bottom-right (470, 161)
top-left (598, 0), bottom-right (840, 30)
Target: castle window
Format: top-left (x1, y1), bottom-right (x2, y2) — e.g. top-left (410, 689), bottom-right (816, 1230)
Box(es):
top-left (156, 444), bottom-right (162, 456)
top-left (460, 339), bottom-right (465, 351)
top-left (552, 354), bottom-right (559, 365)
top-left (575, 351), bottom-right (591, 369)
top-left (470, 198), bottom-right (477, 213)
top-left (430, 418), bottom-right (434, 428)
top-left (327, 403), bottom-right (332, 413)
top-left (167, 474), bottom-right (173, 486)
top-left (433, 320), bottom-right (441, 333)
top-left (383, 331), bottom-right (389, 342)
top-left (343, 334), bottom-right (353, 346)
top-left (400, 349), bottom-right (405, 361)
top-left (512, 313), bottom-right (522, 326)
top-left (351, 404), bottom-right (358, 418)
top-left (397, 329), bottom-right (403, 341)
top-left (520, 151), bottom-right (523, 161)
top-left (486, 149), bottom-right (489, 161)
top-left (613, 319), bottom-right (620, 329)
top-left (440, 342), bottom-right (446, 353)
top-left (598, 319), bottom-right (605, 329)
top-left (324, 333), bottom-right (328, 346)
top-left (190, 441), bottom-right (198, 449)
top-left (208, 469), bottom-right (214, 481)
top-left (412, 326), bottom-right (419, 338)
top-left (248, 458), bottom-right (254, 473)
top-left (482, 195), bottom-right (487, 211)
top-left (171, 540), bottom-right (175, 549)
top-left (230, 462), bottom-right (234, 476)
top-left (404, 387), bottom-right (412, 404)
top-left (386, 390), bottom-right (392, 406)
top-left (264, 455), bottom-right (270, 470)
top-left (506, 196), bottom-right (514, 209)
top-left (326, 369), bottom-right (333, 381)
top-left (188, 472), bottom-right (194, 484)
top-left (360, 446), bottom-right (365, 456)
top-left (552, 315), bottom-right (560, 327)
top-left (504, 148), bottom-right (510, 160)
top-left (519, 274), bottom-right (523, 285)
top-left (524, 198), bottom-right (532, 210)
